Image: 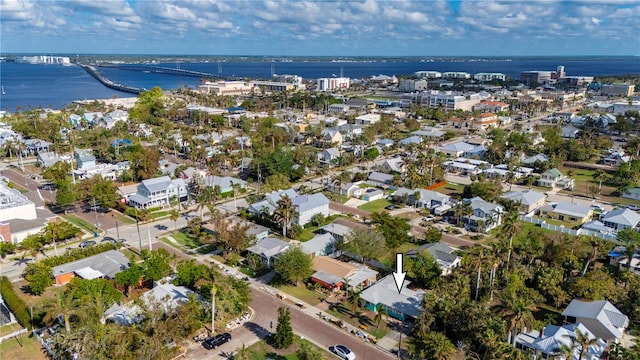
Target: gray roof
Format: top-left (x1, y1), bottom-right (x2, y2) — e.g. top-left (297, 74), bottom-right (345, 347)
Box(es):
top-left (204, 175), bottom-right (246, 190)
top-left (465, 197), bottom-right (503, 214)
top-left (581, 220), bottom-right (614, 234)
top-left (368, 171), bottom-right (394, 183)
top-left (439, 141), bottom-right (475, 153)
top-left (360, 275), bottom-right (424, 318)
top-left (549, 202), bottom-right (591, 218)
top-left (394, 187), bottom-right (449, 205)
top-left (319, 222), bottom-right (356, 237)
top-left (501, 189), bottom-right (546, 207)
top-left (407, 242), bottom-right (459, 269)
top-left (399, 136), bottom-right (422, 146)
top-left (521, 153), bottom-right (549, 164)
top-left (602, 208), bottom-right (640, 227)
top-left (302, 233), bottom-right (335, 255)
top-left (52, 250), bottom-right (130, 279)
top-left (293, 192), bottom-right (330, 213)
top-left (140, 176), bottom-right (174, 193)
top-left (562, 299), bottom-right (629, 340)
top-left (247, 237), bottom-right (289, 258)
top-left (311, 271), bottom-right (343, 287)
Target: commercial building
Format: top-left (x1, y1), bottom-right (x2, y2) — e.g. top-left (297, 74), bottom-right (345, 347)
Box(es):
top-left (601, 84), bottom-right (635, 97)
top-left (398, 79), bottom-right (428, 92)
top-left (316, 77), bottom-right (350, 91)
top-left (473, 73), bottom-right (506, 82)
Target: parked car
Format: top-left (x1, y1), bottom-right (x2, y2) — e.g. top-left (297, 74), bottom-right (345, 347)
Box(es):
top-left (626, 204), bottom-right (640, 211)
top-left (422, 216), bottom-right (436, 222)
top-left (332, 344), bottom-right (356, 360)
top-left (590, 204), bottom-right (605, 212)
top-left (79, 240), bottom-right (96, 248)
top-left (101, 237), bottom-right (117, 244)
top-left (384, 204), bottom-right (396, 210)
top-left (202, 333), bottom-right (231, 350)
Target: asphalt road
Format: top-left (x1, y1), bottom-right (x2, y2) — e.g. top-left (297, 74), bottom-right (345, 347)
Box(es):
top-left (187, 281), bottom-right (395, 360)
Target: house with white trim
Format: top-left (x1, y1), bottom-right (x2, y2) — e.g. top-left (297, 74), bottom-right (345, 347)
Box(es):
top-left (126, 176), bottom-right (188, 209)
top-left (600, 208), bottom-right (640, 232)
top-left (561, 299), bottom-right (629, 342)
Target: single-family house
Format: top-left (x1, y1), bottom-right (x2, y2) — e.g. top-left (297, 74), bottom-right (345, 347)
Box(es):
top-left (521, 153), bottom-right (549, 166)
top-left (376, 139), bottom-right (394, 149)
top-left (621, 187), bottom-right (640, 201)
top-left (310, 256), bottom-right (377, 291)
top-left (378, 158), bottom-right (405, 174)
top-left (500, 189), bottom-right (546, 214)
top-left (515, 323), bottom-right (606, 360)
top-left (329, 181), bottom-right (367, 199)
top-left (203, 175), bottom-right (247, 195)
top-left (438, 141), bottom-right (475, 158)
top-left (202, 216), bottom-right (270, 241)
top-left (318, 218), bottom-right (369, 243)
top-left (126, 176), bottom-right (188, 209)
top-left (561, 125), bottom-right (581, 139)
top-left (600, 208), bottom-right (640, 232)
top-left (246, 237), bottom-right (290, 267)
top-left (301, 233), bottom-right (336, 257)
top-left (74, 148), bottom-right (96, 170)
top-left (538, 168), bottom-right (574, 190)
top-left (52, 250), bottom-right (130, 286)
top-left (411, 127), bottom-right (445, 141)
top-left (321, 129), bottom-right (343, 146)
top-left (360, 275), bottom-right (425, 321)
top-left (362, 188), bottom-right (384, 202)
top-left (367, 172), bottom-right (395, 189)
top-left (318, 147), bottom-right (340, 164)
top-left (398, 136), bottom-right (422, 147)
top-left (103, 283), bottom-right (196, 326)
top-left (102, 110), bottom-right (128, 129)
top-left (463, 197), bottom-right (504, 232)
top-left (23, 139), bottom-right (51, 155)
top-left (442, 160), bottom-right (482, 176)
top-left (393, 187), bottom-right (451, 212)
top-left (37, 152), bottom-right (71, 168)
top-left (539, 203), bottom-right (593, 226)
top-left (561, 299), bottom-right (629, 342)
top-left (248, 189), bottom-right (329, 227)
top-left (407, 242), bottom-right (461, 275)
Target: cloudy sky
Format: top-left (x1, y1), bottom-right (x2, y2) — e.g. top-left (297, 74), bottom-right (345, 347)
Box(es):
top-left (1, 0), bottom-right (639, 56)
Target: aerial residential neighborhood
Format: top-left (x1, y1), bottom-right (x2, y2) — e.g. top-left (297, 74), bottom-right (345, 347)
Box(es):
top-left (0, 58), bottom-right (639, 360)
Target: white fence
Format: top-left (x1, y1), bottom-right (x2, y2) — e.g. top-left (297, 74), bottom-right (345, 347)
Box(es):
top-left (0, 328), bottom-right (28, 343)
top-left (519, 215), bottom-right (619, 242)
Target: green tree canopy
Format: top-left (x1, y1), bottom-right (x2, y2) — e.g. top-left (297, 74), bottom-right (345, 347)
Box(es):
top-left (274, 307), bottom-right (294, 349)
top-left (274, 246), bottom-right (313, 286)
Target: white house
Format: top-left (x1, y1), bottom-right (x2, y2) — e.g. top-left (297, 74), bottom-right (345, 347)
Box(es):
top-left (561, 299), bottom-right (629, 342)
top-left (248, 189), bottom-right (329, 227)
top-left (126, 176), bottom-right (188, 209)
top-left (355, 113), bottom-right (381, 125)
top-left (600, 208), bottom-right (640, 232)
top-left (463, 197), bottom-right (504, 233)
top-left (406, 242), bottom-right (460, 275)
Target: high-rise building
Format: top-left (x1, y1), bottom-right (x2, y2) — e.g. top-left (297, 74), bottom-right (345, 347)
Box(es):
top-left (556, 66), bottom-right (565, 79)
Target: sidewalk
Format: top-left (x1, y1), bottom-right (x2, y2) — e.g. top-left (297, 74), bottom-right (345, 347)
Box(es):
top-left (194, 251), bottom-right (402, 358)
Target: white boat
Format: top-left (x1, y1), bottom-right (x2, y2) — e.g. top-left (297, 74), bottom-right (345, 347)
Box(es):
top-left (1, 86), bottom-right (4, 95)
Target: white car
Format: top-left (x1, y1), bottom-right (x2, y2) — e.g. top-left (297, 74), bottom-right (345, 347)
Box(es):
top-left (332, 344), bottom-right (356, 360)
top-left (422, 216), bottom-right (436, 222)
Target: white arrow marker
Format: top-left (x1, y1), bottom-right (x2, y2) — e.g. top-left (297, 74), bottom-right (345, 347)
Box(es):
top-left (392, 253), bottom-right (406, 294)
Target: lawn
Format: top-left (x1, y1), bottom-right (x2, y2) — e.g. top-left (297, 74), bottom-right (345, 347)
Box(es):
top-left (170, 231), bottom-right (203, 249)
top-left (358, 199), bottom-right (390, 213)
top-left (274, 284), bottom-right (327, 306)
top-left (150, 210), bottom-right (172, 219)
top-left (244, 338), bottom-right (329, 360)
top-left (112, 212), bottom-right (135, 225)
top-left (378, 243), bottom-right (418, 267)
top-left (62, 214), bottom-right (97, 233)
top-left (322, 191), bottom-right (348, 204)
top-left (435, 183), bottom-right (465, 197)
top-left (0, 333), bottom-right (48, 360)
top-left (298, 226), bottom-right (318, 242)
top-left (325, 302), bottom-right (390, 339)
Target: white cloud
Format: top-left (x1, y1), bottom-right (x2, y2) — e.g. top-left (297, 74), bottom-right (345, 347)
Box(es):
top-left (591, 17), bottom-right (603, 24)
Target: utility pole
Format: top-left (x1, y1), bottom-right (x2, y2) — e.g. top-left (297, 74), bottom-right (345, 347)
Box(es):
top-left (147, 218), bottom-right (152, 251)
top-left (210, 285), bottom-right (217, 335)
top-left (93, 197), bottom-right (99, 232)
top-left (135, 208), bottom-right (142, 251)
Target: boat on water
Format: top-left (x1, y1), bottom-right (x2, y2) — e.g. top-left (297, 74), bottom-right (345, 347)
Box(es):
top-left (1, 86), bottom-right (5, 95)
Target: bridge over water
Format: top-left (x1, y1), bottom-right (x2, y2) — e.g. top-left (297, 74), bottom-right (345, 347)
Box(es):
top-left (99, 64), bottom-right (220, 79)
top-left (78, 64), bottom-right (145, 94)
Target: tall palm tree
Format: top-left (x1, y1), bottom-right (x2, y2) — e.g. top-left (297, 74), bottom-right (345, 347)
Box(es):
top-left (274, 194), bottom-right (294, 238)
top-left (169, 209), bottom-right (180, 232)
top-left (349, 290), bottom-right (363, 317)
top-left (465, 248), bottom-right (493, 301)
top-left (501, 207), bottom-right (521, 271)
top-left (566, 329), bottom-right (600, 360)
top-left (494, 290), bottom-right (538, 345)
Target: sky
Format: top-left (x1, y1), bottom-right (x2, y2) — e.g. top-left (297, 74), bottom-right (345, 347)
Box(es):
top-left (1, 0), bottom-right (640, 57)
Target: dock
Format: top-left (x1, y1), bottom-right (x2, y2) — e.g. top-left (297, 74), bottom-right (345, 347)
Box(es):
top-left (78, 64), bottom-right (145, 94)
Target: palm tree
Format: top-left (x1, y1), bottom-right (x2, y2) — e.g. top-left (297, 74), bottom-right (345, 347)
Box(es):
top-left (465, 248), bottom-right (492, 301)
top-left (565, 329), bottom-right (600, 360)
top-left (373, 304), bottom-right (388, 328)
top-left (424, 331), bottom-right (457, 360)
top-left (169, 209), bottom-right (180, 232)
top-left (349, 290), bottom-right (363, 317)
top-left (274, 194), bottom-right (294, 238)
top-left (500, 207), bottom-right (521, 271)
top-left (43, 222), bottom-right (60, 257)
top-left (494, 290), bottom-right (538, 345)
top-left (44, 291), bottom-right (77, 332)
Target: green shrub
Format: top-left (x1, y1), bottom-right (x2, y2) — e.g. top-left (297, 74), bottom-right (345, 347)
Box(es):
top-left (0, 276), bottom-right (31, 328)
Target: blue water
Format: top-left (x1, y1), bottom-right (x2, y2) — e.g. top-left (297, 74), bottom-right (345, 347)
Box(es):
top-left (1, 57), bottom-right (638, 112)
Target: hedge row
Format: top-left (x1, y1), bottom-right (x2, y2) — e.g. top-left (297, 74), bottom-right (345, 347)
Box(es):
top-left (38, 242), bottom-right (118, 268)
top-left (0, 276), bottom-right (31, 329)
